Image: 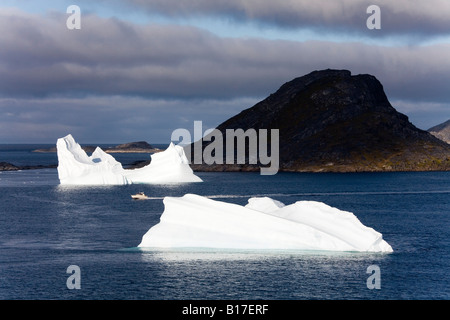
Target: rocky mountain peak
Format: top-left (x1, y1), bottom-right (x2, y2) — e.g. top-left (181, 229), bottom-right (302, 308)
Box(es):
top-left (190, 69), bottom-right (450, 172)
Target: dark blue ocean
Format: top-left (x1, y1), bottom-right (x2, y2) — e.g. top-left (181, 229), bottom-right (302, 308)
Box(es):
top-left (0, 145), bottom-right (449, 300)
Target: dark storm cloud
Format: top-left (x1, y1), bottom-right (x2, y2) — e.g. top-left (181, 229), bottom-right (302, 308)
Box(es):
top-left (1, 8), bottom-right (449, 143)
top-left (122, 0), bottom-right (450, 37)
top-left (1, 9), bottom-right (450, 103)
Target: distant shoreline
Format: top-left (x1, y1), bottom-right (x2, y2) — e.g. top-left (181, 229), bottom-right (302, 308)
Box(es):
top-left (0, 162), bottom-right (57, 171)
top-left (0, 159), bottom-right (150, 171)
top-left (2, 160), bottom-right (450, 173)
top-left (32, 147), bottom-right (162, 154)
top-left (32, 140), bottom-right (163, 154)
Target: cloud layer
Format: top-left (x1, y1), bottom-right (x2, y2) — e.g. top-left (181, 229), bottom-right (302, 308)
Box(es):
top-left (1, 9), bottom-right (450, 102)
top-left (122, 0), bottom-right (450, 37)
top-left (0, 6), bottom-right (449, 142)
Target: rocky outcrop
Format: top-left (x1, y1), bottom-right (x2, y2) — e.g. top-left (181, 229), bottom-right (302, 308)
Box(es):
top-left (106, 141), bottom-right (160, 153)
top-left (0, 162), bottom-right (20, 171)
top-left (428, 119), bottom-right (450, 145)
top-left (0, 162), bottom-right (56, 171)
top-left (189, 69), bottom-right (450, 172)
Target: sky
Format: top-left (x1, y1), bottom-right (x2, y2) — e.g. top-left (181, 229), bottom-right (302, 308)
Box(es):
top-left (1, 0), bottom-right (449, 144)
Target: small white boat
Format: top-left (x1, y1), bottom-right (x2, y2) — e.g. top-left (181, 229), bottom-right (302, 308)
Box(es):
top-left (131, 192), bottom-right (149, 200)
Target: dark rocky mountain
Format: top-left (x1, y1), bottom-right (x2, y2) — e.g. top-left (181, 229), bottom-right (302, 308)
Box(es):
top-left (189, 69), bottom-right (450, 172)
top-left (428, 119), bottom-right (450, 144)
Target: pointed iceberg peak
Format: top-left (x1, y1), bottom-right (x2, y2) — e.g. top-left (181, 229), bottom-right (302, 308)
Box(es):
top-left (123, 141), bottom-right (202, 183)
top-left (56, 135), bottom-right (130, 185)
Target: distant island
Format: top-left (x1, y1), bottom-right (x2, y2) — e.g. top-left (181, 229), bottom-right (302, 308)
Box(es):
top-left (189, 69), bottom-right (450, 172)
top-left (33, 141), bottom-right (161, 154)
top-left (0, 141), bottom-right (161, 171)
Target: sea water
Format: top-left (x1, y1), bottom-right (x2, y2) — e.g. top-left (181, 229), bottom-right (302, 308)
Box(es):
top-left (0, 145), bottom-right (449, 299)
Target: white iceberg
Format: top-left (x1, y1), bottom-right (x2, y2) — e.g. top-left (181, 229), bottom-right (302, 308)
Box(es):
top-left (56, 134), bottom-right (130, 185)
top-left (138, 194), bottom-right (393, 253)
top-left (122, 142), bottom-right (201, 184)
top-left (56, 134), bottom-right (202, 185)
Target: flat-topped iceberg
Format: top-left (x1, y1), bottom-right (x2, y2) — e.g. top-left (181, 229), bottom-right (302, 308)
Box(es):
top-left (56, 134), bottom-right (202, 185)
top-left (138, 194), bottom-right (393, 253)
